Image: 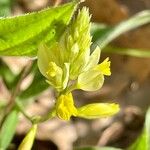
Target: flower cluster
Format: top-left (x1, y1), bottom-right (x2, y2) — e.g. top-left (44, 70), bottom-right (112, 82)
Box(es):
top-left (37, 7), bottom-right (119, 120)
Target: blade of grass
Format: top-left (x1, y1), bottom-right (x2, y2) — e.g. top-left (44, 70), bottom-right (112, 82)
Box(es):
top-left (103, 46), bottom-right (150, 58)
top-left (92, 10), bottom-right (150, 49)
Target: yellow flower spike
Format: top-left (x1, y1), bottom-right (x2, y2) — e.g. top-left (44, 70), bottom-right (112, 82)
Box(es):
top-left (66, 7), bottom-right (92, 79)
top-left (77, 103), bottom-right (120, 119)
top-left (56, 93), bottom-right (77, 120)
top-left (95, 57), bottom-right (111, 76)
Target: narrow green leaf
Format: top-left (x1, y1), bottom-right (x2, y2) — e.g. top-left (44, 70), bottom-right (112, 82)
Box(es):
top-left (129, 108), bottom-right (150, 150)
top-left (0, 2), bottom-right (77, 56)
top-left (74, 146), bottom-right (122, 150)
top-left (0, 109), bottom-right (19, 150)
top-left (92, 10), bottom-right (150, 49)
top-left (103, 46), bottom-right (150, 58)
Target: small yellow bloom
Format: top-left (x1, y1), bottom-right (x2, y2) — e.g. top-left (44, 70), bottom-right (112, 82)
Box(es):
top-left (77, 103), bottom-right (119, 119)
top-left (95, 57), bottom-right (111, 76)
top-left (55, 92), bottom-right (120, 120)
top-left (56, 93), bottom-right (77, 120)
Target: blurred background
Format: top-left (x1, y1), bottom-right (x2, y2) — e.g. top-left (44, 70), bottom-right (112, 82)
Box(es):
top-left (0, 0), bottom-right (150, 150)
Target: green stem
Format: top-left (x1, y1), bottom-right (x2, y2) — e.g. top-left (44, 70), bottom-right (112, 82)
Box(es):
top-left (15, 100), bottom-right (56, 124)
top-left (31, 108), bottom-right (56, 124)
top-left (15, 100), bottom-right (33, 123)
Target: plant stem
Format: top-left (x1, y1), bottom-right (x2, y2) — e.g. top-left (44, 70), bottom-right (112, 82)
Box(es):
top-left (16, 99), bottom-right (56, 124)
top-left (0, 61), bottom-right (33, 128)
top-left (6, 61), bottom-right (32, 115)
top-left (15, 100), bottom-right (33, 123)
top-left (31, 108), bottom-right (56, 124)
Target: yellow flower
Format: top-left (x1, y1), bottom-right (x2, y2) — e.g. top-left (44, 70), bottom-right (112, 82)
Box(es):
top-left (53, 7), bottom-right (91, 80)
top-left (76, 46), bottom-right (111, 92)
top-left (55, 93), bottom-right (119, 121)
top-left (77, 103), bottom-right (120, 119)
top-left (46, 62), bottom-right (61, 77)
top-left (37, 7), bottom-right (92, 90)
top-left (37, 6), bottom-right (119, 122)
top-left (37, 44), bottom-right (70, 91)
top-left (56, 93), bottom-right (77, 120)
top-left (94, 57), bottom-right (111, 76)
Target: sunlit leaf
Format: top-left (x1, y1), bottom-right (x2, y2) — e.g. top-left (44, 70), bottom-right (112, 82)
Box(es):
top-left (0, 2), bottom-right (77, 56)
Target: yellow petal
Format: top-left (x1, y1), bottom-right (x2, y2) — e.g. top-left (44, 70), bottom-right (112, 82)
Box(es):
top-left (95, 57), bottom-right (111, 76)
top-left (46, 62), bottom-right (58, 77)
top-left (85, 46), bottom-right (101, 71)
top-left (56, 93), bottom-right (77, 120)
top-left (77, 103), bottom-right (120, 119)
top-left (77, 70), bottom-right (104, 91)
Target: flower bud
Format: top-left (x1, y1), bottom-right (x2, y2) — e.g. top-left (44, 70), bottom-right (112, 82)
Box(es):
top-left (77, 103), bottom-right (120, 119)
top-left (18, 124), bottom-right (37, 150)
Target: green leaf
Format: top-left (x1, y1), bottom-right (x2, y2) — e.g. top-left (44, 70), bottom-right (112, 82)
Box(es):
top-left (0, 109), bottom-right (19, 150)
top-left (128, 108), bottom-right (150, 150)
top-left (92, 10), bottom-right (150, 49)
top-left (74, 146), bottom-right (122, 150)
top-left (103, 46), bottom-right (150, 58)
top-left (0, 2), bottom-right (78, 56)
